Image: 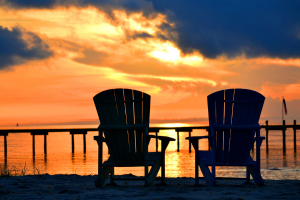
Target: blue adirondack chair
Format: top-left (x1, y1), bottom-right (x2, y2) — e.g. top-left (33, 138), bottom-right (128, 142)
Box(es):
top-left (186, 89), bottom-right (265, 186)
top-left (93, 88), bottom-right (175, 187)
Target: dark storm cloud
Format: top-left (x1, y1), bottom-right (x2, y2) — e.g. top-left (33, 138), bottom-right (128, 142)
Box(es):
top-left (1, 0), bottom-right (154, 15)
top-left (3, 0), bottom-right (56, 8)
top-left (0, 26), bottom-right (53, 69)
top-left (3, 0), bottom-right (300, 59)
top-left (150, 0), bottom-right (300, 59)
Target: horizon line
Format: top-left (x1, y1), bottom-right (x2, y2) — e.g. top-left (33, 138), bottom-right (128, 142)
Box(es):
top-left (0, 116), bottom-right (298, 127)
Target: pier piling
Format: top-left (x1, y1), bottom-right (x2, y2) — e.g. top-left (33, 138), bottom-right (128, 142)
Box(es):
top-left (294, 120), bottom-right (297, 151)
top-left (155, 131), bottom-right (158, 152)
top-left (0, 131), bottom-right (8, 158)
top-left (177, 131), bottom-right (179, 152)
top-left (4, 135), bottom-right (7, 158)
top-left (83, 133), bottom-right (86, 153)
top-left (175, 128), bottom-right (193, 152)
top-left (32, 134), bottom-right (35, 156)
top-left (189, 131), bottom-right (191, 153)
top-left (283, 120), bottom-right (286, 152)
top-left (71, 133), bottom-right (74, 153)
top-left (265, 120), bottom-right (269, 152)
top-left (70, 130), bottom-right (88, 153)
top-left (44, 134), bottom-right (47, 154)
top-left (31, 131), bottom-right (48, 156)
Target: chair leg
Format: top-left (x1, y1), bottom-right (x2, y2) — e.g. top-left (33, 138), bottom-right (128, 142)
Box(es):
top-left (195, 161), bottom-right (199, 185)
top-left (110, 167), bottom-right (115, 184)
top-left (247, 166), bottom-right (264, 186)
top-left (246, 167), bottom-right (250, 183)
top-left (161, 154), bottom-right (166, 185)
top-left (194, 149), bottom-right (199, 185)
top-left (199, 160), bottom-right (216, 186)
top-left (145, 160), bottom-right (161, 186)
top-left (95, 166), bottom-right (113, 187)
top-left (212, 165), bottom-right (215, 180)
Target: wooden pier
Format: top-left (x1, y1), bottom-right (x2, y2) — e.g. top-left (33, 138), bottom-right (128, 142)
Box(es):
top-left (263, 120), bottom-right (300, 152)
top-left (1, 120), bottom-right (300, 159)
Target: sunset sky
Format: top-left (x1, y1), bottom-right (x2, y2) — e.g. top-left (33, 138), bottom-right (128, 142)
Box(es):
top-left (1, 0), bottom-right (300, 126)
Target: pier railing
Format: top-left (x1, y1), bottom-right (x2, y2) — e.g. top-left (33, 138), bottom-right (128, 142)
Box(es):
top-left (1, 120), bottom-right (299, 159)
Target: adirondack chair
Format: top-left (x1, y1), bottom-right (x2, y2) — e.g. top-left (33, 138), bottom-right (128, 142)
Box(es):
top-left (186, 89), bottom-right (265, 186)
top-left (93, 88), bottom-right (175, 187)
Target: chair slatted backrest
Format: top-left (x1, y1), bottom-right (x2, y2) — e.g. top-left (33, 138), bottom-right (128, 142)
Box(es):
top-left (93, 88), bottom-right (151, 165)
top-left (207, 89), bottom-right (265, 164)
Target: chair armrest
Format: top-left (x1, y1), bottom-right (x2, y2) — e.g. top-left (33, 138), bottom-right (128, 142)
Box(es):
top-left (257, 136), bottom-right (265, 141)
top-left (146, 135), bottom-right (175, 152)
top-left (185, 136), bottom-right (212, 141)
top-left (253, 136), bottom-right (265, 147)
top-left (185, 136), bottom-right (213, 151)
top-left (93, 136), bottom-right (106, 142)
top-left (254, 136), bottom-right (265, 142)
top-left (146, 135), bottom-right (175, 142)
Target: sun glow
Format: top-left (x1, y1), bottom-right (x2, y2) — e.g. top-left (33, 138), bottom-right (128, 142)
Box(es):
top-left (148, 42), bottom-right (203, 66)
top-left (150, 42), bottom-right (182, 62)
top-left (182, 55), bottom-right (204, 65)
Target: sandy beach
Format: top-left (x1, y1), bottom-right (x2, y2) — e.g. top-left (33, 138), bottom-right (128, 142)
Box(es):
top-left (0, 174), bottom-right (299, 199)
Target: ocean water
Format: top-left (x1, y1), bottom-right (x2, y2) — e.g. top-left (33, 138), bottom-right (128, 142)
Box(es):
top-left (1, 122), bottom-right (300, 180)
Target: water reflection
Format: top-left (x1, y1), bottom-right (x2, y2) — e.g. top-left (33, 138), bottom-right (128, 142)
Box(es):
top-left (44, 155), bottom-right (47, 172)
top-left (294, 150), bottom-right (298, 167)
top-left (266, 151), bottom-right (269, 168)
top-left (282, 152), bottom-right (287, 168)
top-left (72, 153), bottom-right (75, 164)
